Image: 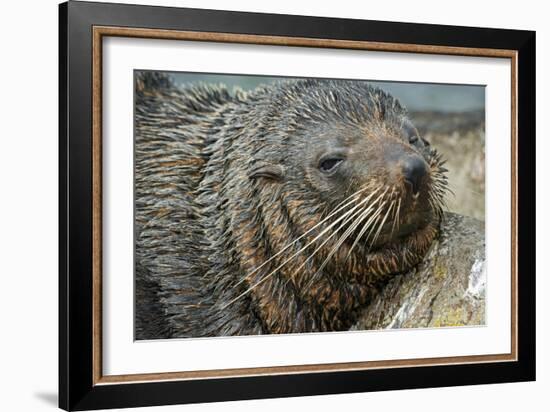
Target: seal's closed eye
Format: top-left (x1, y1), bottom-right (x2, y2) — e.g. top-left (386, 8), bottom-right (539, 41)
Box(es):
top-left (248, 163), bottom-right (285, 181)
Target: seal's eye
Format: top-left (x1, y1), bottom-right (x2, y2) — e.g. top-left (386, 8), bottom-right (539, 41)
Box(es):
top-left (319, 158), bottom-right (344, 174)
top-left (402, 120), bottom-right (422, 147)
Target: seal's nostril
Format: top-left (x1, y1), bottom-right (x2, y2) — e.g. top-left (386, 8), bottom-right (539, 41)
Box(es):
top-left (402, 155), bottom-right (427, 195)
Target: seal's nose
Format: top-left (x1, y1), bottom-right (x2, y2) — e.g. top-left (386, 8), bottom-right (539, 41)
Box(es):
top-left (402, 155), bottom-right (427, 195)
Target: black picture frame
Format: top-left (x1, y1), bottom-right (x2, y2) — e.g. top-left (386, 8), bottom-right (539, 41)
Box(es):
top-left (59, 1), bottom-right (536, 410)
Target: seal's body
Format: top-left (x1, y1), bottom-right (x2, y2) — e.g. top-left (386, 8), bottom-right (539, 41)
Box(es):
top-left (135, 73), bottom-right (448, 339)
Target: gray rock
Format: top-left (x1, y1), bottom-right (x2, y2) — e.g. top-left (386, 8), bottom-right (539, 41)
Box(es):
top-left (351, 212), bottom-right (485, 330)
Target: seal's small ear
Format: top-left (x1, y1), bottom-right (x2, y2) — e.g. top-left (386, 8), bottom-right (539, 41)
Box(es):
top-left (249, 163), bottom-right (285, 182)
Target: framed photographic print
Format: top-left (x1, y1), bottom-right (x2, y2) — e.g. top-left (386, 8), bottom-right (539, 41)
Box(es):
top-left (59, 1), bottom-right (536, 410)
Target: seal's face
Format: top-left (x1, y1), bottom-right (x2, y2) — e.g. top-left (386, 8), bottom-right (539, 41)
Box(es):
top-left (270, 80), bottom-right (449, 283)
top-left (305, 115), bottom-right (444, 251)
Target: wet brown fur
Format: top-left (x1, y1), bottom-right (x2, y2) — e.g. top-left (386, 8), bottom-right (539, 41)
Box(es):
top-left (135, 72), bottom-right (448, 339)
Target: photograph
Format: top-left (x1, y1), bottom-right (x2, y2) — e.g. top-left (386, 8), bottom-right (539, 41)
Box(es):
top-left (134, 71), bottom-right (486, 340)
top-left (52, 1), bottom-right (537, 410)
top-left (0, 0), bottom-right (542, 410)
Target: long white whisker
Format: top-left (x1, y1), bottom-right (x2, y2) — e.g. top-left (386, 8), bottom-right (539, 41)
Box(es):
top-left (368, 199), bottom-right (395, 250)
top-left (344, 201), bottom-right (382, 261)
top-left (305, 207), bottom-right (372, 289)
top-left (231, 186), bottom-right (369, 289)
top-left (346, 198), bottom-right (387, 259)
top-left (359, 201), bottom-right (387, 248)
top-left (284, 189), bottom-right (383, 289)
top-left (391, 197), bottom-right (401, 236)
top-left (311, 188), bottom-right (389, 280)
top-left (294, 201), bottom-right (377, 286)
top-left (221, 187), bottom-right (381, 309)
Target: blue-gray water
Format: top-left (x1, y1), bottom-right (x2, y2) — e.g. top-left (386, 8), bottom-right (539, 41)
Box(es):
top-left (167, 72), bottom-right (485, 113)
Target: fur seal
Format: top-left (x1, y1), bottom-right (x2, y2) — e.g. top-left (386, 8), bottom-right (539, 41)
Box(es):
top-left (134, 72), bottom-right (448, 339)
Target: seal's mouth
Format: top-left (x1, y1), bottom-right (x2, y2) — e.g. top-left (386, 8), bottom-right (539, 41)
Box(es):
top-left (367, 213), bottom-right (434, 249)
top-left (358, 215), bottom-right (442, 278)
top-left (337, 178), bottom-right (439, 249)
top-left (346, 201), bottom-right (435, 252)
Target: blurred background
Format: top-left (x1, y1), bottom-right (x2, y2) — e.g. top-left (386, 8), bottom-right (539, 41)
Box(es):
top-left (167, 72), bottom-right (486, 221)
